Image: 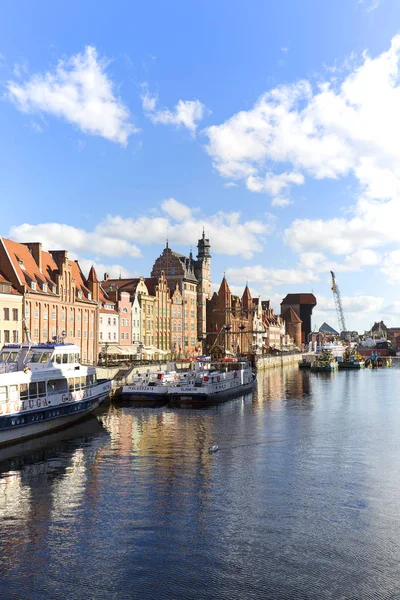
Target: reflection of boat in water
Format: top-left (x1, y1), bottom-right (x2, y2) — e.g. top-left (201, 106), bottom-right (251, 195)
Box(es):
top-left (311, 350), bottom-right (338, 372)
top-left (338, 350), bottom-right (365, 370)
top-left (0, 342), bottom-right (111, 447)
top-left (0, 414), bottom-right (107, 469)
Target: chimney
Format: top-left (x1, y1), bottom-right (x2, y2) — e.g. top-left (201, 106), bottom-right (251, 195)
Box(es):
top-left (50, 250), bottom-right (68, 270)
top-left (24, 242), bottom-right (42, 273)
top-left (104, 272), bottom-right (109, 281)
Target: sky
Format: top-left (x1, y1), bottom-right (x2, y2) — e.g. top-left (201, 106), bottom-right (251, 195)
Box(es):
top-left (1, 0), bottom-right (400, 332)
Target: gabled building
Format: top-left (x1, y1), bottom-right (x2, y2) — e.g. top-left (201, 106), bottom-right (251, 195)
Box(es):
top-left (0, 238), bottom-right (98, 364)
top-left (151, 231), bottom-right (212, 353)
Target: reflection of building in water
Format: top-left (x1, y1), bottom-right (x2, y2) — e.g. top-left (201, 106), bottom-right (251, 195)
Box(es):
top-left (50, 448), bottom-right (87, 522)
top-left (254, 366), bottom-right (312, 405)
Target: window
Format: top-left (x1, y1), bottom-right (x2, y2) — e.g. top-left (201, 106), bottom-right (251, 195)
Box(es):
top-left (61, 310), bottom-right (65, 321)
top-left (34, 329), bottom-right (39, 339)
top-left (84, 330), bottom-right (88, 339)
top-left (147, 320), bottom-right (151, 330)
top-left (70, 329), bottom-right (73, 338)
top-left (84, 313), bottom-right (88, 322)
top-left (100, 332), bottom-right (103, 340)
top-left (108, 318), bottom-right (111, 326)
top-left (43, 328), bottom-right (48, 339)
top-left (88, 292), bottom-right (92, 301)
top-left (70, 312), bottom-right (74, 322)
top-left (12, 330), bottom-right (18, 343)
top-left (100, 317), bottom-right (102, 325)
top-left (43, 309), bottom-right (48, 320)
top-left (113, 318), bottom-right (116, 326)
top-left (52, 328), bottom-right (56, 337)
top-left (113, 332), bottom-right (116, 340)
top-left (191, 337), bottom-right (195, 346)
top-left (4, 331), bottom-right (10, 343)
top-left (90, 314), bottom-right (94, 323)
top-left (108, 332), bottom-right (111, 340)
top-left (34, 308), bottom-right (39, 319)
top-left (52, 310), bottom-right (56, 320)
top-left (12, 308), bottom-right (18, 321)
top-left (31, 281), bottom-right (36, 291)
top-left (52, 285), bottom-right (56, 294)
top-left (191, 323), bottom-right (194, 331)
top-left (42, 283), bottom-right (47, 292)
top-left (191, 310), bottom-right (195, 318)
top-left (3, 308), bottom-right (9, 320)
top-left (78, 330), bottom-right (81, 338)
top-left (121, 332), bottom-right (124, 340)
top-left (77, 290), bottom-right (82, 299)
top-left (25, 305), bottom-right (30, 318)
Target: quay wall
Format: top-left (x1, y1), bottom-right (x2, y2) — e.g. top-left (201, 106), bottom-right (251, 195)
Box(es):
top-left (256, 353), bottom-right (312, 370)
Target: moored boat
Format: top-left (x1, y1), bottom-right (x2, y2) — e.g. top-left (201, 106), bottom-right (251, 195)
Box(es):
top-left (0, 343), bottom-right (111, 447)
top-left (338, 350), bottom-right (365, 370)
top-left (168, 359), bottom-right (255, 407)
top-left (311, 350), bottom-right (338, 372)
top-left (120, 370), bottom-right (179, 404)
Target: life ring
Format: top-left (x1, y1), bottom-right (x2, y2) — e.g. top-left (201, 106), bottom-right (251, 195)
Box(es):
top-left (24, 366), bottom-right (31, 375)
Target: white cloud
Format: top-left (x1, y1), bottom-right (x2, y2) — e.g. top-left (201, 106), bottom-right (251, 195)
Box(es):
top-left (358, 0), bottom-right (382, 12)
top-left (141, 83), bottom-right (207, 135)
top-left (8, 199), bottom-right (272, 262)
top-left (203, 35), bottom-right (400, 226)
top-left (271, 197), bottom-right (292, 208)
top-left (161, 198), bottom-right (192, 221)
top-left (78, 259), bottom-right (133, 280)
top-left (226, 264), bottom-right (318, 287)
top-left (7, 46), bottom-right (137, 145)
top-left (298, 249), bottom-right (380, 272)
top-left (381, 250), bottom-right (400, 283)
top-left (8, 222), bottom-right (142, 258)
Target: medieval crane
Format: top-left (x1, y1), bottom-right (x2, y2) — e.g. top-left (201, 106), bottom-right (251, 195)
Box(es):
top-left (330, 270), bottom-right (347, 335)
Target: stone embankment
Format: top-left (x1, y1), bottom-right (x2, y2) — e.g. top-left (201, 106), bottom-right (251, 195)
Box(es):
top-left (256, 353), bottom-right (313, 370)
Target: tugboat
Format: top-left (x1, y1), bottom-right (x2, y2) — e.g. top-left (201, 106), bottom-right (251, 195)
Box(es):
top-left (0, 342), bottom-right (111, 447)
top-left (311, 349), bottom-right (338, 372)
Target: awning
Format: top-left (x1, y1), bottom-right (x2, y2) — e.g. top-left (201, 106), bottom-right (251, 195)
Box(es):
top-left (142, 346), bottom-right (169, 356)
top-left (102, 345), bottom-right (139, 355)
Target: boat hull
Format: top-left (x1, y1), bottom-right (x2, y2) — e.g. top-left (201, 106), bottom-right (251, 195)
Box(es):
top-left (338, 362), bottom-right (365, 369)
top-left (168, 380), bottom-right (256, 408)
top-left (0, 385), bottom-right (110, 448)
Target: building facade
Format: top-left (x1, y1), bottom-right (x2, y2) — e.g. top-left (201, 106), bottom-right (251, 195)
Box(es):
top-left (0, 238), bottom-right (98, 364)
top-left (151, 232), bottom-right (212, 354)
top-left (0, 273), bottom-right (23, 346)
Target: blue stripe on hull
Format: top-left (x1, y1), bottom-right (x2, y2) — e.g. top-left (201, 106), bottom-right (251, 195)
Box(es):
top-left (0, 392), bottom-right (108, 447)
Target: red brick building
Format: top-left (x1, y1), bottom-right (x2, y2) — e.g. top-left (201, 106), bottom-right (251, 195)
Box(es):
top-left (0, 238), bottom-right (98, 364)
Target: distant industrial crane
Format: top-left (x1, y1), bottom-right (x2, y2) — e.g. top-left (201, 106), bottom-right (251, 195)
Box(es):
top-left (330, 270), bottom-right (347, 334)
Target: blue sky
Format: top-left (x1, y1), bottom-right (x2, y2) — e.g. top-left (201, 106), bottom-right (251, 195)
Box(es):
top-left (1, 0), bottom-right (400, 332)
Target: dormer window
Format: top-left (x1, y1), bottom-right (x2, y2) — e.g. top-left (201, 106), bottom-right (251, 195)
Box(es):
top-left (31, 281), bottom-right (36, 291)
top-left (52, 285), bottom-right (57, 294)
top-left (88, 292), bottom-right (92, 300)
top-left (77, 290), bottom-right (82, 299)
top-left (42, 283), bottom-right (47, 292)
top-left (17, 258), bottom-right (25, 270)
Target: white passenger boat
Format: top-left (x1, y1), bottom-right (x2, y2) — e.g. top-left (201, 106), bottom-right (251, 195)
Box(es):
top-left (0, 343), bottom-right (111, 447)
top-left (120, 370), bottom-right (179, 404)
top-left (168, 359), bottom-right (255, 407)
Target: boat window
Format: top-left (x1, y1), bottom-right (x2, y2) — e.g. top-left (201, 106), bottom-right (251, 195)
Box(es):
top-left (55, 354), bottom-right (62, 364)
top-left (37, 381), bottom-right (46, 396)
top-left (20, 383), bottom-right (28, 400)
top-left (75, 353), bottom-right (80, 363)
top-left (0, 352), bottom-right (9, 363)
top-left (68, 379), bottom-right (74, 391)
top-left (40, 353), bottom-right (50, 363)
top-left (48, 379), bottom-right (67, 393)
top-left (62, 354), bottom-right (68, 364)
top-left (30, 352), bottom-right (42, 363)
top-left (68, 353), bottom-right (75, 363)
top-left (80, 376), bottom-right (86, 388)
top-left (0, 386), bottom-right (7, 402)
top-left (93, 373), bottom-right (97, 383)
top-left (29, 382), bottom-right (38, 397)
top-left (9, 352), bottom-right (18, 362)
top-left (9, 385), bottom-right (18, 401)
top-left (74, 379), bottom-right (80, 390)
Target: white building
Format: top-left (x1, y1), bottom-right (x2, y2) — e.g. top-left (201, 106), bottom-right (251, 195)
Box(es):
top-left (131, 293), bottom-right (142, 347)
top-left (98, 296), bottom-right (119, 349)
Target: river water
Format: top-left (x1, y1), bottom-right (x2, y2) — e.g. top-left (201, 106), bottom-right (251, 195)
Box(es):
top-left (1, 364), bottom-right (400, 599)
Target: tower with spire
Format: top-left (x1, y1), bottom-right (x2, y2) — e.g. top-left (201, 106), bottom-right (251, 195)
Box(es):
top-left (194, 229), bottom-right (212, 342)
